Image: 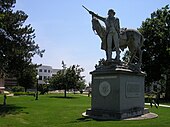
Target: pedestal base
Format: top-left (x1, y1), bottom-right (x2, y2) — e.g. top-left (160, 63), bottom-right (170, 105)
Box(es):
top-left (84, 108), bottom-right (149, 120)
top-left (82, 108), bottom-right (158, 120)
top-left (85, 64), bottom-right (148, 120)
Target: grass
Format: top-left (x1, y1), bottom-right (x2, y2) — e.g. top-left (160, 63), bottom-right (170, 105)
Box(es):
top-left (0, 93), bottom-right (170, 127)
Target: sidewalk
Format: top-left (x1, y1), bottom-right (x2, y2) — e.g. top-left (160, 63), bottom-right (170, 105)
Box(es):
top-left (145, 103), bottom-right (170, 108)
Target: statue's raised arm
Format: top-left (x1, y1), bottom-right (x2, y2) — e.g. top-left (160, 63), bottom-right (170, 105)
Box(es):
top-left (82, 5), bottom-right (105, 21)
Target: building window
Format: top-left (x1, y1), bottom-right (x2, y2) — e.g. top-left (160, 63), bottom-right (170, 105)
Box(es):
top-left (44, 69), bottom-right (47, 72)
top-left (44, 76), bottom-right (47, 80)
top-left (39, 69), bottom-right (42, 72)
top-left (39, 76), bottom-right (42, 80)
top-left (48, 70), bottom-right (50, 73)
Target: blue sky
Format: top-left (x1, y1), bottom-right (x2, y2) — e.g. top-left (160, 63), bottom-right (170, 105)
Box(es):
top-left (15, 0), bottom-right (169, 83)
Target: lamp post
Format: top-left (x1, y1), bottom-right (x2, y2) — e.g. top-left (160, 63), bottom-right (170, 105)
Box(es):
top-left (35, 75), bottom-right (39, 100)
top-left (46, 80), bottom-right (49, 94)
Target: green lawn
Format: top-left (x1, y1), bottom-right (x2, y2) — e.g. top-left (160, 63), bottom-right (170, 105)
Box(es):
top-left (0, 93), bottom-right (170, 127)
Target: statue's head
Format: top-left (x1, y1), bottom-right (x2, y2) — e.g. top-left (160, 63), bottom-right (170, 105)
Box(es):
top-left (108, 9), bottom-right (115, 16)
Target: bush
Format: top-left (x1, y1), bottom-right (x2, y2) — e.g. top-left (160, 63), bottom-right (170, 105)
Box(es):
top-left (11, 86), bottom-right (25, 92)
top-left (14, 92), bottom-right (35, 96)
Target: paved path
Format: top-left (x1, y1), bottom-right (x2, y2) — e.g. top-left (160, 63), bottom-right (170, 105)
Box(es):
top-left (145, 103), bottom-right (170, 108)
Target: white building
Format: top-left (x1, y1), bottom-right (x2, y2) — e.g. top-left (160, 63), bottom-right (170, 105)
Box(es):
top-left (37, 65), bottom-right (60, 84)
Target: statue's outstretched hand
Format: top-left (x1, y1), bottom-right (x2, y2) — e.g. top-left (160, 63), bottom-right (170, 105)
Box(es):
top-left (89, 11), bottom-right (95, 15)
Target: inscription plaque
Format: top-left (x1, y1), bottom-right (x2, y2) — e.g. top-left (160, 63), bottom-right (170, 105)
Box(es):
top-left (126, 82), bottom-right (141, 98)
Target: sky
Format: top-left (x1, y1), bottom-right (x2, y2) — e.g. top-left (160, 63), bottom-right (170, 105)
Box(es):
top-left (14, 0), bottom-right (169, 84)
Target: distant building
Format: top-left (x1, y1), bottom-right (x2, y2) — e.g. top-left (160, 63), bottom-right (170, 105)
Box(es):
top-left (0, 77), bottom-right (17, 93)
top-left (52, 69), bottom-right (61, 76)
top-left (0, 78), bottom-right (5, 93)
top-left (37, 65), bottom-right (61, 84)
top-left (5, 77), bottom-right (17, 87)
top-left (0, 65), bottom-right (60, 93)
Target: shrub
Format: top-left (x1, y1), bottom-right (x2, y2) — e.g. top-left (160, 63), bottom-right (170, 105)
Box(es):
top-left (13, 92), bottom-right (35, 96)
top-left (11, 86), bottom-right (25, 92)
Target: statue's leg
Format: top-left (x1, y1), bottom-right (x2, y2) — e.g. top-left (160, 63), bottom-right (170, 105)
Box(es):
top-left (113, 33), bottom-right (120, 61)
top-left (137, 48), bottom-right (143, 70)
top-left (106, 33), bottom-right (112, 60)
top-left (106, 51), bottom-right (109, 60)
top-left (129, 49), bottom-right (137, 64)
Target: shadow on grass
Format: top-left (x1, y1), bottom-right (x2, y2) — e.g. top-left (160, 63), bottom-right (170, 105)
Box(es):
top-left (69, 117), bottom-right (116, 124)
top-left (0, 104), bottom-right (27, 117)
top-left (69, 117), bottom-right (93, 124)
top-left (76, 117), bottom-right (93, 122)
top-left (49, 96), bottom-right (78, 99)
top-left (69, 116), bottom-right (121, 123)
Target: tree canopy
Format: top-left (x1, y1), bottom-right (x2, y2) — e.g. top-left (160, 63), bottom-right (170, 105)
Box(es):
top-left (17, 64), bottom-right (38, 92)
top-left (49, 62), bottom-right (85, 97)
top-left (0, 0), bottom-right (44, 77)
top-left (139, 5), bottom-right (170, 82)
top-left (139, 5), bottom-right (170, 99)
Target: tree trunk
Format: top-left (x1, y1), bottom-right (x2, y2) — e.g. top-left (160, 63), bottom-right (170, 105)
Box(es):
top-left (64, 85), bottom-right (67, 98)
top-left (24, 87), bottom-right (27, 92)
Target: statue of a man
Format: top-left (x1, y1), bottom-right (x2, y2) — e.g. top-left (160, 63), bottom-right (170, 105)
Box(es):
top-left (89, 9), bottom-right (120, 61)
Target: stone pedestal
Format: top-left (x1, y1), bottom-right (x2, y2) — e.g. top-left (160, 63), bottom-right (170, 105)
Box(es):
top-left (85, 67), bottom-right (147, 120)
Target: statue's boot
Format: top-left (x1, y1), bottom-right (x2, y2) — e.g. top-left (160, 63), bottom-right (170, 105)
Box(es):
top-left (106, 51), bottom-right (112, 61)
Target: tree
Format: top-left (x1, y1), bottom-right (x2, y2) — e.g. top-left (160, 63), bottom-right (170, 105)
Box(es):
top-left (38, 79), bottom-right (50, 95)
top-left (49, 61), bottom-right (85, 97)
top-left (76, 80), bottom-right (86, 94)
top-left (0, 0), bottom-right (44, 78)
top-left (17, 64), bottom-right (37, 92)
top-left (65, 64), bottom-right (85, 93)
top-left (139, 5), bottom-right (170, 99)
top-left (49, 70), bottom-right (65, 90)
